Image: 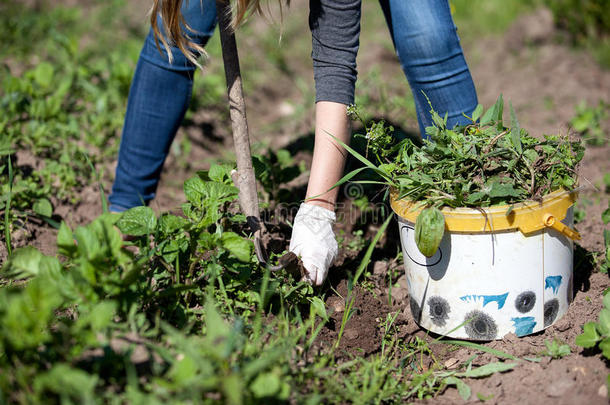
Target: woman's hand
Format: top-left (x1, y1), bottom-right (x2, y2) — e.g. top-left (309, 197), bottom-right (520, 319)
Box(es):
top-left (289, 203), bottom-right (338, 285)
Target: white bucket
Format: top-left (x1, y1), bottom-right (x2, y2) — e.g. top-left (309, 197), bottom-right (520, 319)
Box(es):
top-left (391, 190), bottom-right (578, 340)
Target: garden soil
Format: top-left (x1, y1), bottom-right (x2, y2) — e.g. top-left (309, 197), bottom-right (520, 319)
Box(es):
top-left (5, 4), bottom-right (610, 404)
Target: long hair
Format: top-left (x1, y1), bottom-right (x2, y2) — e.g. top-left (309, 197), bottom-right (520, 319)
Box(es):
top-left (150, 0), bottom-right (278, 67)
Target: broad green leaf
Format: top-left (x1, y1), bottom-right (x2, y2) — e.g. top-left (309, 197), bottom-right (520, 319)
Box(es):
top-left (444, 376), bottom-right (471, 400)
top-left (159, 214), bottom-right (189, 235)
top-left (184, 176), bottom-right (206, 204)
top-left (33, 198), bottom-right (53, 217)
top-left (276, 149), bottom-right (293, 166)
top-left (208, 164), bottom-right (233, 183)
top-left (575, 322), bottom-right (600, 348)
top-left (77, 301), bottom-right (117, 331)
top-left (57, 222), bottom-right (76, 257)
top-left (33, 62), bottom-right (54, 88)
top-left (250, 372), bottom-right (281, 398)
top-left (168, 356), bottom-right (197, 386)
top-left (222, 374), bottom-right (244, 405)
top-left (204, 301), bottom-right (231, 344)
top-left (116, 206), bottom-right (157, 236)
top-left (309, 296), bottom-right (329, 322)
top-left (458, 362), bottom-right (517, 378)
top-left (488, 182), bottom-right (521, 198)
top-left (480, 105), bottom-right (495, 126)
top-left (221, 232), bottom-right (252, 262)
top-left (415, 207), bottom-right (445, 257)
top-left (3, 246), bottom-right (44, 277)
top-left (466, 191), bottom-right (485, 204)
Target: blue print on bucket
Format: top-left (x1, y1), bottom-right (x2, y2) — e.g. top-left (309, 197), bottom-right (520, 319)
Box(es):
top-left (544, 276), bottom-right (563, 294)
top-left (459, 293), bottom-right (509, 309)
top-left (511, 317), bottom-right (537, 336)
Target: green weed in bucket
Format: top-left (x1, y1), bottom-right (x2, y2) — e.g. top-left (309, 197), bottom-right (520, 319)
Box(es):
top-left (343, 95), bottom-right (583, 257)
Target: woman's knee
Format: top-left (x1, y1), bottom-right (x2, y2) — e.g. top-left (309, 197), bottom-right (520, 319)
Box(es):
top-left (388, 0), bottom-right (462, 67)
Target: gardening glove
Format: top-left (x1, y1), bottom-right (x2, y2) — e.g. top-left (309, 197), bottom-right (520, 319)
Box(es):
top-left (289, 203), bottom-right (338, 286)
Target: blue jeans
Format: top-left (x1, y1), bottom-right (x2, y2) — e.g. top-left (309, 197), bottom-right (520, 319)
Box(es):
top-left (109, 0), bottom-right (477, 211)
top-left (379, 0), bottom-right (478, 134)
top-left (109, 0), bottom-right (218, 211)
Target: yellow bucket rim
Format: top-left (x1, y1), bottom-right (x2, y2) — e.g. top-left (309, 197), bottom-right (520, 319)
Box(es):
top-left (390, 188), bottom-right (580, 240)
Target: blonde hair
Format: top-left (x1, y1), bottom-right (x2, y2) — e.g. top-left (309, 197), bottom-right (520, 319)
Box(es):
top-left (150, 0), bottom-right (282, 67)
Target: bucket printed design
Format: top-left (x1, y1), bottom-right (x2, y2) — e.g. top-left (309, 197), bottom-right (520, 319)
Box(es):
top-left (397, 207), bottom-right (574, 340)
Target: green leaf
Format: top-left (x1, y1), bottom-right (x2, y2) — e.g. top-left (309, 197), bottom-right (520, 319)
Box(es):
top-left (480, 105), bottom-right (495, 126)
top-left (466, 191), bottom-right (485, 204)
top-left (250, 372), bottom-right (281, 398)
top-left (159, 214), bottom-right (189, 235)
top-left (33, 198), bottom-right (53, 217)
top-left (602, 206), bottom-right (610, 225)
top-left (603, 292), bottom-right (610, 311)
top-left (223, 374), bottom-right (244, 405)
top-left (276, 149), bottom-right (293, 166)
top-left (3, 246), bottom-right (44, 277)
top-left (440, 339), bottom-right (518, 361)
top-left (598, 338), bottom-right (610, 360)
top-left (33, 364), bottom-right (97, 401)
top-left (309, 296), bottom-right (329, 322)
top-left (77, 300), bottom-right (117, 331)
top-left (493, 94), bottom-right (504, 129)
top-left (57, 222), bottom-right (76, 257)
top-left (597, 308), bottom-right (610, 336)
top-left (208, 164), bottom-right (233, 183)
top-left (168, 356), bottom-right (197, 386)
top-left (184, 176), bottom-right (206, 204)
top-left (444, 376), bottom-right (471, 400)
top-left (221, 232), bottom-right (252, 262)
top-left (326, 132), bottom-right (395, 184)
top-left (488, 182), bottom-right (521, 198)
top-left (575, 322), bottom-right (601, 348)
top-left (415, 207), bottom-right (445, 257)
top-left (458, 362), bottom-right (517, 378)
top-left (509, 102), bottom-right (522, 154)
top-left (471, 104), bottom-right (483, 123)
top-left (33, 62), bottom-right (55, 88)
top-left (116, 206), bottom-right (157, 236)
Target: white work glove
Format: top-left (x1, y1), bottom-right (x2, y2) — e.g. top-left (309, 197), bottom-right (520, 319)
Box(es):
top-left (289, 203), bottom-right (338, 286)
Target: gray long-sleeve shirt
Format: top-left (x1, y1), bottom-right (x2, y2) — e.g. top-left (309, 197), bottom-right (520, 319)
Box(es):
top-left (310, 0), bottom-right (361, 105)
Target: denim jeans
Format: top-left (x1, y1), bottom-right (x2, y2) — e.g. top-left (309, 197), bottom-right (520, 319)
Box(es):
top-left (379, 0), bottom-right (478, 134)
top-left (109, 0), bottom-right (218, 212)
top-left (109, 0), bottom-right (477, 211)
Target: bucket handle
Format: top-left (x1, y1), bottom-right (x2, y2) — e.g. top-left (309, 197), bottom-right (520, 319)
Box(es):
top-left (542, 213), bottom-right (581, 241)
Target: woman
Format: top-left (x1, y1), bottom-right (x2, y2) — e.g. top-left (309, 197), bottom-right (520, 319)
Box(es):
top-left (109, 0), bottom-right (478, 285)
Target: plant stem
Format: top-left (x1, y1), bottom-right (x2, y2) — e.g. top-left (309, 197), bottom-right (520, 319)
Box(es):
top-left (4, 155), bottom-right (14, 256)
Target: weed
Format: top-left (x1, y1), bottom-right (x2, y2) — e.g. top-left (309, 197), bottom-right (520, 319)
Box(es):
top-left (344, 96), bottom-right (583, 256)
top-left (601, 201), bottom-right (610, 273)
top-left (570, 100), bottom-right (609, 146)
top-left (575, 291), bottom-right (610, 390)
top-left (542, 338), bottom-right (571, 359)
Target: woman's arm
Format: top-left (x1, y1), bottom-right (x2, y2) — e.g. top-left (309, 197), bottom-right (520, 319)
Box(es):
top-left (305, 101), bottom-right (351, 210)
